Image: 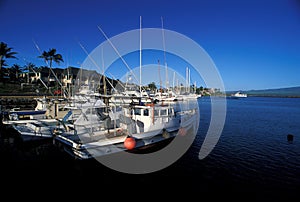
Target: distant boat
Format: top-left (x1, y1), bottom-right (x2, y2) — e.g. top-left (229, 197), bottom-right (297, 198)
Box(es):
top-left (229, 91), bottom-right (248, 99)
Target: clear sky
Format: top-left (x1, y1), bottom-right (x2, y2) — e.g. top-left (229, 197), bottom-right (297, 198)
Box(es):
top-left (1, 0), bottom-right (300, 91)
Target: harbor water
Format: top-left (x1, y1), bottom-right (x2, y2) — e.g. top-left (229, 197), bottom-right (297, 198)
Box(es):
top-left (0, 96), bottom-right (300, 199)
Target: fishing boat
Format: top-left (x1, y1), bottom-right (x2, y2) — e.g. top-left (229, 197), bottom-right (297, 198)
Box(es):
top-left (229, 91), bottom-right (248, 98)
top-left (151, 89), bottom-right (180, 103)
top-left (53, 98), bottom-right (198, 159)
top-left (109, 74), bottom-right (153, 106)
top-left (53, 97), bottom-right (123, 159)
top-left (54, 18), bottom-right (199, 159)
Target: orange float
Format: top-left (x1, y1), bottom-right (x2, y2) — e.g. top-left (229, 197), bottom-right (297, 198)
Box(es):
top-left (124, 136), bottom-right (136, 150)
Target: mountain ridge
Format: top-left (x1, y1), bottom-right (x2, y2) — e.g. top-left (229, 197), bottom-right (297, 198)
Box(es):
top-left (229, 86), bottom-right (300, 97)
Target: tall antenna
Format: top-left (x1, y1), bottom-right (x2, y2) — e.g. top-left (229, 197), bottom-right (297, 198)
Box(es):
top-left (188, 67), bottom-right (191, 93)
top-left (139, 16), bottom-right (142, 94)
top-left (101, 46), bottom-right (107, 96)
top-left (186, 67), bottom-right (188, 93)
top-left (97, 26), bottom-right (140, 85)
top-left (161, 16), bottom-right (168, 91)
top-left (78, 41), bottom-right (115, 93)
top-left (158, 59), bottom-right (162, 92)
top-left (173, 71), bottom-right (175, 91)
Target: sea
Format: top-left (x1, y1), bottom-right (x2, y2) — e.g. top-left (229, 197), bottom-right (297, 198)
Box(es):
top-left (0, 96), bottom-right (300, 200)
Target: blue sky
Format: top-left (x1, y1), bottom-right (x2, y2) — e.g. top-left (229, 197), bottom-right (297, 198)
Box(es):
top-left (1, 0), bottom-right (300, 91)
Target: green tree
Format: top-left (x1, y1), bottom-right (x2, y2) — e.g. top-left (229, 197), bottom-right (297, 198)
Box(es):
top-left (0, 60), bottom-right (7, 69)
top-left (148, 82), bottom-right (157, 92)
top-left (38, 48), bottom-right (63, 68)
top-left (0, 42), bottom-right (18, 81)
top-left (10, 64), bottom-right (22, 82)
top-left (38, 48), bottom-right (64, 95)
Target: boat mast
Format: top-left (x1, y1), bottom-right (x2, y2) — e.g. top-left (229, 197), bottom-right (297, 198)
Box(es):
top-left (97, 26), bottom-right (139, 89)
top-left (158, 59), bottom-right (162, 93)
top-left (186, 67), bottom-right (188, 93)
top-left (101, 46), bottom-right (107, 96)
top-left (139, 16), bottom-right (142, 94)
top-left (173, 71), bottom-right (175, 91)
top-left (78, 41), bottom-right (116, 94)
top-left (161, 16), bottom-right (168, 91)
top-left (188, 67), bottom-right (191, 93)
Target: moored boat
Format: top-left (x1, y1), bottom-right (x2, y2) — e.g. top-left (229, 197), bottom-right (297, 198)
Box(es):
top-left (5, 118), bottom-right (64, 142)
top-left (229, 91), bottom-right (247, 99)
top-left (53, 99), bottom-right (199, 159)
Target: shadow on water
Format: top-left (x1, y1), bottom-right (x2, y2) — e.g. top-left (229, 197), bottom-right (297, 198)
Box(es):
top-left (0, 97), bottom-right (300, 200)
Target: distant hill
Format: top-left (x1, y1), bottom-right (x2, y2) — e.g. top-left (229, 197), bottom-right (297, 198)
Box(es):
top-left (242, 86), bottom-right (300, 97)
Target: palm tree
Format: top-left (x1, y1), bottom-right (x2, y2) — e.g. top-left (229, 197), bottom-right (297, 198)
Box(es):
top-left (148, 82), bottom-right (157, 92)
top-left (38, 48), bottom-right (63, 68)
top-left (0, 42), bottom-right (18, 81)
top-left (0, 60), bottom-right (7, 68)
top-left (38, 48), bottom-right (64, 95)
top-left (10, 64), bottom-right (22, 82)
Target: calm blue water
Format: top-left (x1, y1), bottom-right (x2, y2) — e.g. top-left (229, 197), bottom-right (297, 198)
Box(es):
top-left (193, 97), bottom-right (300, 191)
top-left (1, 96), bottom-right (300, 199)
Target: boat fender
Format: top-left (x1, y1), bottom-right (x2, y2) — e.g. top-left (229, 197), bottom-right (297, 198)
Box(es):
top-left (124, 136), bottom-right (136, 150)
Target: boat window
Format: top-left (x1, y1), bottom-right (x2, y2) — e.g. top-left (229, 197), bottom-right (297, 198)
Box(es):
top-left (143, 109), bottom-right (149, 116)
top-left (134, 108), bottom-right (141, 115)
top-left (160, 109), bottom-right (167, 116)
top-left (154, 109), bottom-right (159, 116)
top-left (96, 108), bottom-right (105, 113)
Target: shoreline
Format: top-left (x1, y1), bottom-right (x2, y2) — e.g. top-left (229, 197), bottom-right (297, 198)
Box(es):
top-left (209, 95), bottom-right (300, 98)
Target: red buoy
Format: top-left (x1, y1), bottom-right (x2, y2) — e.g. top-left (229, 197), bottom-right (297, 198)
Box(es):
top-left (124, 136), bottom-right (136, 150)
